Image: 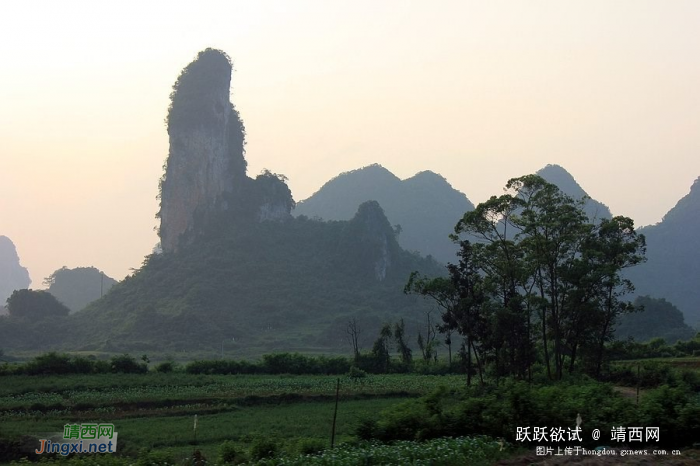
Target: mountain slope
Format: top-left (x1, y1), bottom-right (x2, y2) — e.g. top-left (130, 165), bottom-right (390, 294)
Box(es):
top-left (61, 205), bottom-right (443, 356)
top-left (294, 164), bottom-right (474, 264)
top-left (627, 177), bottom-right (700, 326)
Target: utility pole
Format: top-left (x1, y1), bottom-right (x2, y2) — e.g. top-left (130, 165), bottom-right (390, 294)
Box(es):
top-left (330, 378), bottom-right (340, 448)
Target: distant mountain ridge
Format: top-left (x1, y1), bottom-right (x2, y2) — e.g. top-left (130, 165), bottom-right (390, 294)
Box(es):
top-left (627, 177), bottom-right (700, 327)
top-left (0, 50), bottom-right (445, 355)
top-left (294, 164), bottom-right (474, 264)
top-left (536, 164), bottom-right (612, 221)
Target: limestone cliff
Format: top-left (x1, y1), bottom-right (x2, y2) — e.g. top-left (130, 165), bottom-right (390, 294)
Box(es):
top-left (0, 235), bottom-right (31, 305)
top-left (342, 201), bottom-right (399, 281)
top-left (158, 49), bottom-right (293, 252)
top-left (158, 49), bottom-right (247, 252)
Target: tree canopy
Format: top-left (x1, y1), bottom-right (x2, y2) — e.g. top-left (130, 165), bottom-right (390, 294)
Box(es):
top-left (6, 289), bottom-right (70, 320)
top-left (406, 174), bottom-right (646, 382)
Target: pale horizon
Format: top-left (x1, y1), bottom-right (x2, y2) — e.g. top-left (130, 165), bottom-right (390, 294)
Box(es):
top-left (2, 1), bottom-right (699, 287)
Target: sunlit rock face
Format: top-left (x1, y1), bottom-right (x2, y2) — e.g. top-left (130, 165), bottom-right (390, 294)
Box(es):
top-left (158, 49), bottom-right (247, 253)
top-left (0, 235), bottom-right (31, 304)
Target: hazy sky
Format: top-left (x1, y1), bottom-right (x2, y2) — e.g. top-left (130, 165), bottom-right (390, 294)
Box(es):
top-left (2, 1), bottom-right (699, 287)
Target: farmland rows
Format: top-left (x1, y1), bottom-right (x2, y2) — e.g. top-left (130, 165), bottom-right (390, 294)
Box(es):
top-left (0, 374), bottom-right (466, 413)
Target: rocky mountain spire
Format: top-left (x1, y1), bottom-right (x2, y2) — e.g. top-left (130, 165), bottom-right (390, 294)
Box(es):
top-left (158, 48), bottom-right (247, 252)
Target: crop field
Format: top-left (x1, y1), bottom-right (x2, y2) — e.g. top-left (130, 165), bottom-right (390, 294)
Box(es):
top-left (0, 373), bottom-right (469, 463)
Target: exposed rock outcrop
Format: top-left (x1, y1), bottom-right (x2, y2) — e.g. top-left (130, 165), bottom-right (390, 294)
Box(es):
top-left (0, 235), bottom-right (31, 305)
top-left (157, 49), bottom-right (293, 252)
top-left (158, 49), bottom-right (247, 252)
top-left (343, 201), bottom-right (398, 281)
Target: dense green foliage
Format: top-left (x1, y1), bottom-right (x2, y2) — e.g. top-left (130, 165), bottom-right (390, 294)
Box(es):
top-left (609, 331), bottom-right (700, 359)
top-left (44, 266), bottom-right (117, 313)
top-left (616, 296), bottom-right (696, 343)
top-left (359, 375), bottom-right (700, 449)
top-left (407, 175), bottom-right (646, 382)
top-left (5, 289), bottom-right (70, 320)
top-left (0, 206), bottom-right (442, 354)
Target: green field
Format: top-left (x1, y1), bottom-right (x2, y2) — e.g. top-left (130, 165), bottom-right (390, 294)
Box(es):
top-left (0, 373), bottom-right (468, 463)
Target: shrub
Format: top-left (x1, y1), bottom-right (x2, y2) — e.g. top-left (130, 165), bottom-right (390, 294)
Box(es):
top-left (218, 440), bottom-right (246, 464)
top-left (110, 354), bottom-right (147, 374)
top-left (296, 438), bottom-right (326, 455)
top-left (24, 352), bottom-right (73, 375)
top-left (136, 448), bottom-right (174, 466)
top-left (249, 437), bottom-right (279, 461)
top-left (155, 361), bottom-right (176, 373)
top-left (347, 365), bottom-right (367, 378)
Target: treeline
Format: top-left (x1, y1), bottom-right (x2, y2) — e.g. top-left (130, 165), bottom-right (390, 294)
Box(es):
top-left (0, 352), bottom-right (149, 376)
top-left (3, 329), bottom-right (699, 377)
top-left (0, 351), bottom-right (453, 377)
top-left (610, 333), bottom-right (700, 360)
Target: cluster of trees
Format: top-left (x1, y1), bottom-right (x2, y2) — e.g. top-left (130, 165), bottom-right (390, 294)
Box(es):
top-left (406, 175), bottom-right (646, 383)
top-left (4, 289), bottom-right (70, 320)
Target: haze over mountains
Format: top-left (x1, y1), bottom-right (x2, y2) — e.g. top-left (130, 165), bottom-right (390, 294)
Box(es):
top-left (45, 267), bottom-right (118, 313)
top-left (296, 162), bottom-right (699, 328)
top-left (294, 164), bottom-right (474, 265)
top-left (0, 49), bottom-right (443, 355)
top-left (627, 178), bottom-right (700, 326)
top-left (0, 236), bottom-right (31, 312)
top-left (535, 164), bottom-right (612, 221)
top-left (1, 48), bottom-right (698, 356)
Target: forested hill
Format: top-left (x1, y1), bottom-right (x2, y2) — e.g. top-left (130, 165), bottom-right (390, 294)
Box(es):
top-left (293, 164), bottom-right (474, 264)
top-left (2, 203), bottom-right (443, 355)
top-left (627, 177), bottom-right (700, 327)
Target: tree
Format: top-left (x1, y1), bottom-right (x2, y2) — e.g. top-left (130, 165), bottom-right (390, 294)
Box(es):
top-left (346, 318), bottom-right (361, 361)
top-left (407, 174), bottom-right (646, 381)
top-left (394, 318), bottom-right (412, 366)
top-left (6, 289), bottom-right (70, 320)
top-left (371, 323), bottom-right (393, 373)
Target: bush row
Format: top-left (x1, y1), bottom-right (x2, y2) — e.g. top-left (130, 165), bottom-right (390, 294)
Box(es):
top-left (0, 353), bottom-right (150, 376)
top-left (1, 351), bottom-right (463, 377)
top-left (357, 377), bottom-right (700, 449)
